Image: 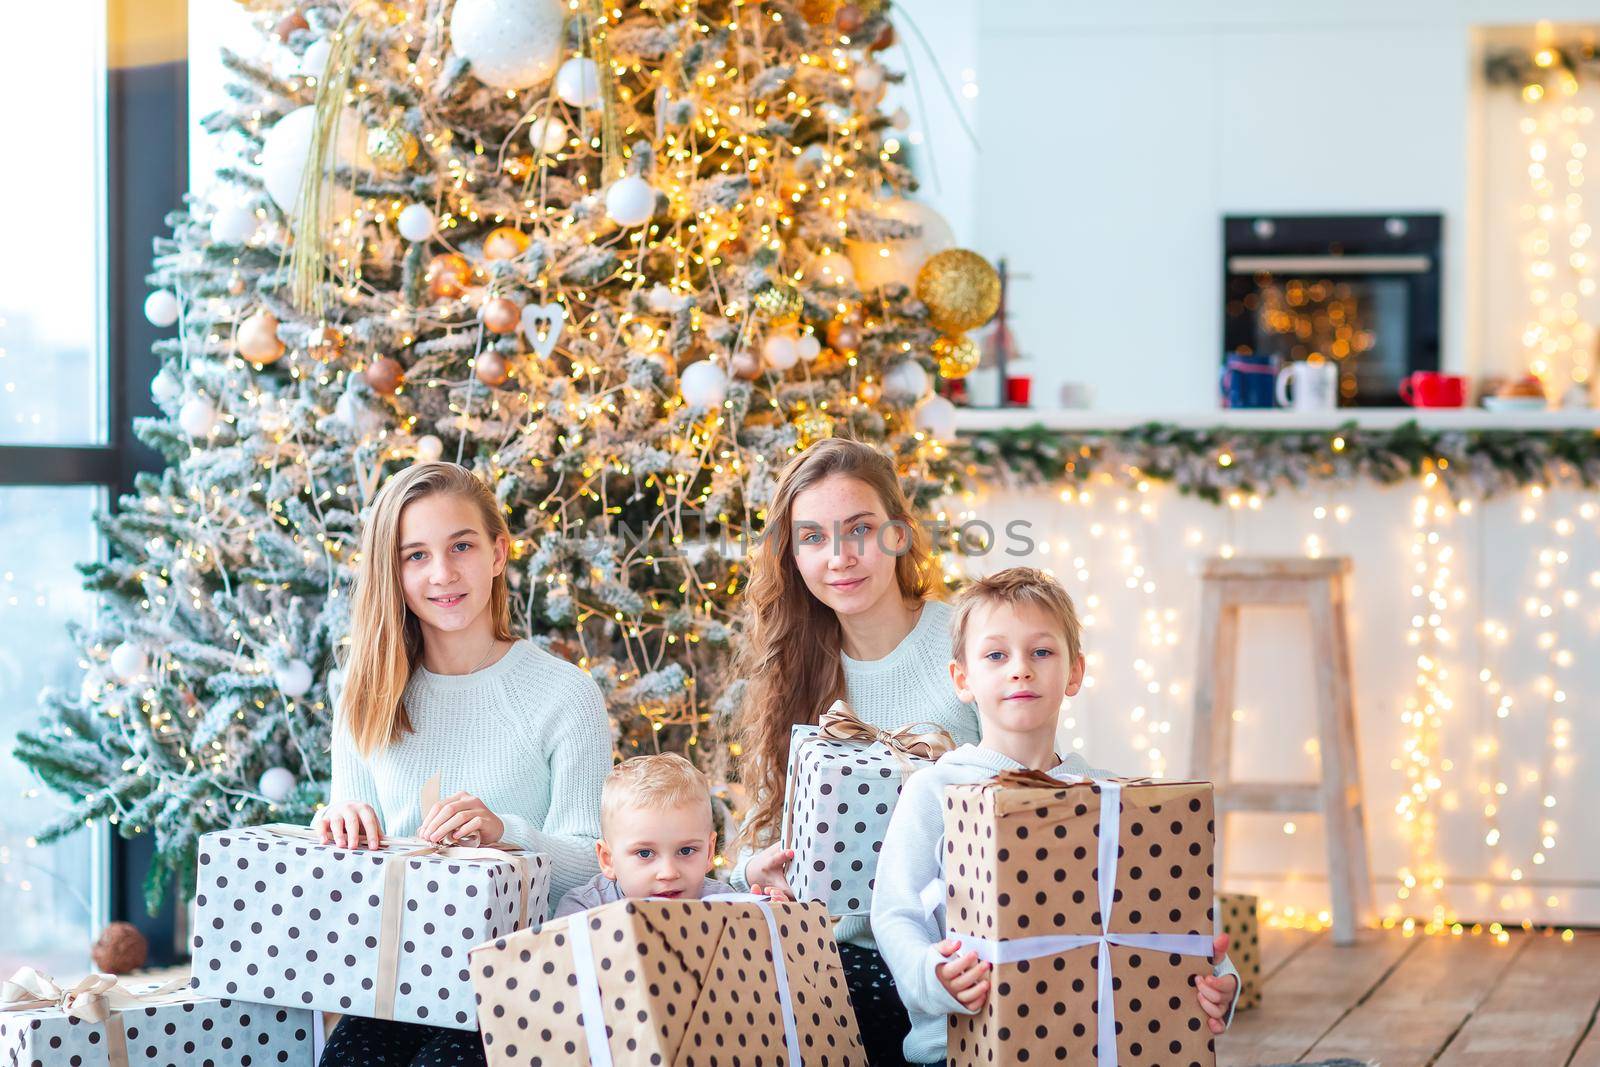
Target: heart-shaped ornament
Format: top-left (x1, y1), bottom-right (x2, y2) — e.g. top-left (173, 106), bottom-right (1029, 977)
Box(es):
top-left (521, 302), bottom-right (567, 359)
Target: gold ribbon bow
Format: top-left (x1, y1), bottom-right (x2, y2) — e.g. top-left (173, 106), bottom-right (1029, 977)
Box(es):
top-left (3, 966), bottom-right (192, 1067)
top-left (781, 701), bottom-right (957, 852)
top-left (815, 700), bottom-right (959, 762)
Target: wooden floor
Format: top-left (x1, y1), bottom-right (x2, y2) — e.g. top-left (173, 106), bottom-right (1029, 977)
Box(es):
top-left (1217, 925), bottom-right (1600, 1066)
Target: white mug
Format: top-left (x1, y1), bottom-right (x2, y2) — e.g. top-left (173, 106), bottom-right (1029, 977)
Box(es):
top-left (1275, 361), bottom-right (1339, 411)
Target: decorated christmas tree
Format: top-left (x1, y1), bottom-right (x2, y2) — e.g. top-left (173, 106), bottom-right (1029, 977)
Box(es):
top-left (15, 0), bottom-right (1000, 908)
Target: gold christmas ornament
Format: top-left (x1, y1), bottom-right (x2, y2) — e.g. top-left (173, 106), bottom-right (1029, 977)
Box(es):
top-left (365, 357), bottom-right (404, 395)
top-left (916, 248), bottom-right (1001, 334)
top-left (858, 380), bottom-right (882, 404)
top-left (236, 309), bottom-right (286, 366)
top-left (475, 351), bottom-right (511, 387)
top-left (425, 253), bottom-right (473, 300)
top-left (481, 297), bottom-right (521, 335)
top-left (482, 226), bottom-right (530, 261)
top-left (825, 318), bottom-right (861, 354)
top-left (800, 0), bottom-right (840, 24)
top-left (366, 114), bottom-right (419, 174)
top-left (730, 350), bottom-right (763, 380)
top-left (934, 334), bottom-right (981, 379)
top-left (306, 324), bottom-right (345, 362)
top-left (793, 408), bottom-right (835, 448)
top-left (751, 280), bottom-right (804, 325)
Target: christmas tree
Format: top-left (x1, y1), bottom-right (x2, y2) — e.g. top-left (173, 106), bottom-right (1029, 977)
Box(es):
top-left (16, 0), bottom-right (1000, 910)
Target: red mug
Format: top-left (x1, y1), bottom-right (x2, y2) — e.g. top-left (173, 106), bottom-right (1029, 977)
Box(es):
top-left (1400, 371), bottom-right (1466, 408)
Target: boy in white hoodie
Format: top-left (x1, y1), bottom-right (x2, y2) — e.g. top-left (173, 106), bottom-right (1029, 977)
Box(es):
top-left (870, 567), bottom-right (1239, 1065)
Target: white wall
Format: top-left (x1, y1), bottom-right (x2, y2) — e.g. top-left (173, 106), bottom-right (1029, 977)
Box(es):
top-left (961, 1), bottom-right (1600, 411)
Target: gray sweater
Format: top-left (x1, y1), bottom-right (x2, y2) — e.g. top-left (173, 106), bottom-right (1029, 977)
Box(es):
top-left (870, 743), bottom-right (1240, 1064)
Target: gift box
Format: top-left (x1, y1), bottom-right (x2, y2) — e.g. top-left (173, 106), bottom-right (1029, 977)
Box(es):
top-left (1216, 892), bottom-right (1261, 1010)
top-left (781, 701), bottom-right (954, 915)
top-left (191, 824), bottom-right (550, 1030)
top-left (0, 968), bottom-right (316, 1066)
top-left (469, 894), bottom-right (865, 1066)
top-left (941, 770), bottom-right (1218, 1066)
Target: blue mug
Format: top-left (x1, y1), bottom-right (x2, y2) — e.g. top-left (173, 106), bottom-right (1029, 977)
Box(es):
top-left (1220, 353), bottom-right (1278, 408)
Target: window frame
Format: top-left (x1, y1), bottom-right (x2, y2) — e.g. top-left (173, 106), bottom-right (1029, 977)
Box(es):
top-left (0, 0), bottom-right (189, 962)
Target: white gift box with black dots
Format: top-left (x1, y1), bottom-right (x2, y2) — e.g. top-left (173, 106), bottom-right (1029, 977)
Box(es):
top-left (781, 725), bottom-right (932, 916)
top-left (189, 826), bottom-right (550, 1030)
top-left (0, 984), bottom-right (315, 1066)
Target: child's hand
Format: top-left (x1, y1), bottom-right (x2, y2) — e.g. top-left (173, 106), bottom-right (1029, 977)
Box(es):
top-left (1196, 933), bottom-right (1238, 1034)
top-left (751, 883), bottom-right (794, 902)
top-left (316, 801), bottom-right (384, 849)
top-left (419, 791), bottom-right (504, 846)
top-left (934, 938), bottom-right (990, 1012)
top-left (745, 842), bottom-right (795, 899)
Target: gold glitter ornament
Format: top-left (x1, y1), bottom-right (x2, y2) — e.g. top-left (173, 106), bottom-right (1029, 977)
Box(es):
top-left (934, 334), bottom-right (981, 379)
top-left (800, 0), bottom-right (840, 23)
top-left (916, 248), bottom-right (1001, 334)
top-left (306, 324), bottom-right (345, 362)
top-left (366, 114), bottom-right (419, 174)
top-left (751, 280), bottom-right (804, 325)
top-left (793, 408), bottom-right (835, 448)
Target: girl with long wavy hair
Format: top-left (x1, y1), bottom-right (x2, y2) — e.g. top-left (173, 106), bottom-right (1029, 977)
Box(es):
top-left (728, 437), bottom-right (979, 1066)
top-left (314, 461), bottom-right (612, 1067)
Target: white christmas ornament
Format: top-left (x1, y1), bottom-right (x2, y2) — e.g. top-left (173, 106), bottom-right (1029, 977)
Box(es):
top-left (150, 368), bottom-right (182, 406)
top-left (415, 434), bottom-right (445, 463)
top-left (762, 330), bottom-right (801, 371)
top-left (273, 658), bottom-right (314, 699)
top-left (846, 197), bottom-right (955, 291)
top-left (882, 359), bottom-right (931, 402)
top-left (520, 302), bottom-right (567, 359)
top-left (647, 284), bottom-right (689, 313)
top-left (555, 57), bottom-right (601, 108)
top-left (679, 360), bottom-right (729, 409)
top-left (144, 290), bottom-right (180, 327)
top-left (109, 642), bottom-right (148, 682)
top-left (259, 104), bottom-right (367, 216)
top-left (258, 767), bottom-right (298, 804)
top-left (300, 38), bottom-right (333, 78)
top-left (604, 175), bottom-right (657, 227)
top-left (852, 64), bottom-right (886, 93)
top-left (914, 394), bottom-right (958, 440)
top-left (209, 202), bottom-right (260, 245)
top-left (397, 202), bottom-right (436, 242)
top-left (811, 250), bottom-right (856, 288)
top-left (796, 333), bottom-right (822, 363)
top-left (178, 396), bottom-right (220, 437)
top-left (449, 0), bottom-right (565, 90)
top-left (527, 116), bottom-right (568, 155)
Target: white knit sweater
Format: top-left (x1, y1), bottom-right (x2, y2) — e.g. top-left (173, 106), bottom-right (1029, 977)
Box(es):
top-left (327, 639), bottom-right (612, 901)
top-left (729, 598), bottom-right (981, 946)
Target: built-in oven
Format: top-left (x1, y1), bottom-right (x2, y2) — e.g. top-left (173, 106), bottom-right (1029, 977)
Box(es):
top-left (1222, 214), bottom-right (1442, 406)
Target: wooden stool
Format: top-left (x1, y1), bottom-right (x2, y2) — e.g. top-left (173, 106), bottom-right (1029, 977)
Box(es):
top-left (1191, 556), bottom-right (1373, 945)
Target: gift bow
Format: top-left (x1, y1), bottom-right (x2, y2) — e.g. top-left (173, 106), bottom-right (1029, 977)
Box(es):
top-left (816, 700), bottom-right (958, 761)
top-left (924, 773), bottom-right (1215, 1067)
top-left (3, 967), bottom-right (192, 1067)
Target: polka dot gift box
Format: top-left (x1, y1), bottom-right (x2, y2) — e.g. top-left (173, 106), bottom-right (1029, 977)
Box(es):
top-left (941, 771), bottom-right (1219, 1066)
top-left (468, 895), bottom-right (865, 1066)
top-left (190, 824), bottom-right (550, 1031)
top-left (0, 970), bottom-right (316, 1066)
top-left (782, 702), bottom-right (956, 916)
top-left (1215, 892), bottom-right (1260, 1011)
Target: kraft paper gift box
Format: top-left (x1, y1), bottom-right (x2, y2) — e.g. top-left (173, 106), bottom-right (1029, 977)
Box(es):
top-left (0, 968), bottom-right (316, 1067)
top-left (1215, 892), bottom-right (1260, 1010)
top-left (468, 894), bottom-right (865, 1066)
top-left (940, 770), bottom-right (1219, 1067)
top-left (191, 824), bottom-right (550, 1031)
top-left (781, 700), bottom-right (955, 916)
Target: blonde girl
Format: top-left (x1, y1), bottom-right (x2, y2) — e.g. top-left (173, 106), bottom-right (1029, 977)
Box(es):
top-left (315, 462), bottom-right (611, 1067)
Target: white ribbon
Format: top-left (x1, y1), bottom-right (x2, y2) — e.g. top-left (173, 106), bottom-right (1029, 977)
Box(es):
top-left (565, 893), bottom-right (802, 1067)
top-left (926, 777), bottom-right (1215, 1067)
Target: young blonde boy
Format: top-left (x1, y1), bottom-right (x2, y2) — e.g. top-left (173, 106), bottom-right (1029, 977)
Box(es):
top-left (870, 567), bottom-right (1239, 1065)
top-left (554, 753), bottom-right (725, 916)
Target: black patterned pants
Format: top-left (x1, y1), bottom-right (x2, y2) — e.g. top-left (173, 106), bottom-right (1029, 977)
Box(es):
top-left (319, 1015), bottom-right (488, 1067)
top-left (838, 941), bottom-right (915, 1067)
